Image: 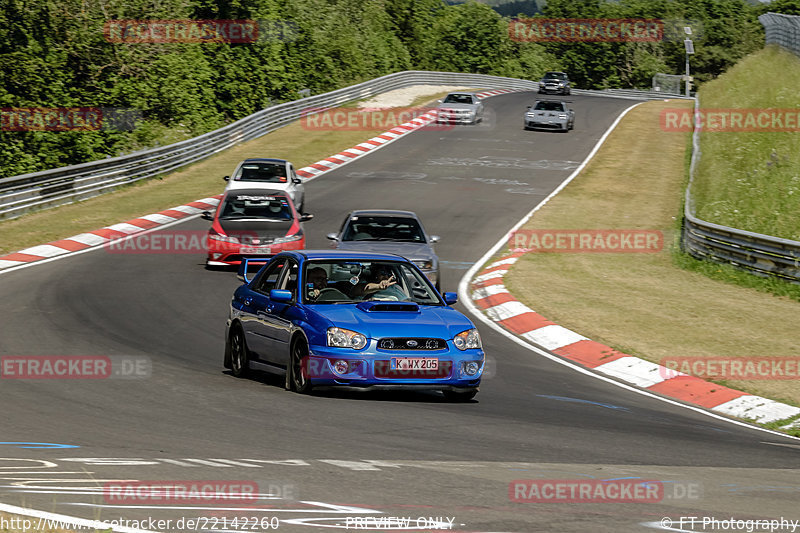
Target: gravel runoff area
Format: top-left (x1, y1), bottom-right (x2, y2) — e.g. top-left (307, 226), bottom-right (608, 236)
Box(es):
top-left (356, 85), bottom-right (476, 108)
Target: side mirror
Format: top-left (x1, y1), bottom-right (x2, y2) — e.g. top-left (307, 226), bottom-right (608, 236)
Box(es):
top-left (437, 99), bottom-right (443, 103)
top-left (326, 233), bottom-right (338, 241)
top-left (526, 105), bottom-right (532, 109)
top-left (223, 175), bottom-right (230, 181)
top-left (300, 213), bottom-right (314, 222)
top-left (201, 211), bottom-right (213, 221)
top-left (270, 289), bottom-right (293, 302)
top-left (292, 177), bottom-right (302, 184)
top-left (443, 292), bottom-right (458, 305)
top-left (429, 235), bottom-right (440, 243)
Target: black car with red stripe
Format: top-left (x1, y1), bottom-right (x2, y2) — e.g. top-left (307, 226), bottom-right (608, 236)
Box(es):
top-left (201, 189), bottom-right (313, 267)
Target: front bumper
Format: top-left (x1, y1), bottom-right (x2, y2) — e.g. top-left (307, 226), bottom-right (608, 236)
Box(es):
top-left (206, 237), bottom-right (304, 265)
top-left (303, 341), bottom-right (484, 390)
top-left (436, 111), bottom-right (477, 124)
top-left (525, 119), bottom-right (568, 130)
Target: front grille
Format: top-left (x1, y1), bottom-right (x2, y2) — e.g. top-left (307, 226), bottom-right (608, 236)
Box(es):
top-left (378, 338), bottom-right (446, 350)
top-left (374, 360), bottom-right (452, 379)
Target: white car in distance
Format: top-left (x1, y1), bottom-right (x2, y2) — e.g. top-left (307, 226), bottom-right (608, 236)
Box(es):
top-left (223, 158), bottom-right (306, 212)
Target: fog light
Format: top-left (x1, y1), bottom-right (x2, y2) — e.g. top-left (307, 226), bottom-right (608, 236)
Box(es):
top-left (463, 361), bottom-right (480, 376)
top-left (333, 360), bottom-right (349, 374)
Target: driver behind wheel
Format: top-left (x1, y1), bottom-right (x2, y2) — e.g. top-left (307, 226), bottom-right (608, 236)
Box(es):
top-left (357, 266), bottom-right (408, 301)
top-left (306, 267), bottom-right (328, 300)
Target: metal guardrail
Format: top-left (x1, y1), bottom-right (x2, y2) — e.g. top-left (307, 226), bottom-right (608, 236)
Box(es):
top-left (0, 71), bottom-right (537, 220)
top-left (682, 99), bottom-right (800, 283)
top-left (760, 12), bottom-right (800, 57)
top-left (0, 71), bottom-right (677, 220)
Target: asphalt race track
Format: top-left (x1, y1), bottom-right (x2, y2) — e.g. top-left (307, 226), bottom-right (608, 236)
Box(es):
top-left (1, 92), bottom-right (798, 533)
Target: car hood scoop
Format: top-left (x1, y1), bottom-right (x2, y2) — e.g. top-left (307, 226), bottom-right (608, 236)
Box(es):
top-left (356, 301), bottom-right (420, 313)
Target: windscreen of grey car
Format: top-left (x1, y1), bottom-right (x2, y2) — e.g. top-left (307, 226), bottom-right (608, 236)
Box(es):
top-left (442, 94), bottom-right (474, 104)
top-left (342, 216), bottom-right (426, 242)
top-left (234, 162), bottom-right (289, 183)
top-left (534, 101), bottom-right (566, 111)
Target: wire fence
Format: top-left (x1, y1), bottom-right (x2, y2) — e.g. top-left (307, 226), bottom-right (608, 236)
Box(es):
top-left (760, 12), bottom-right (800, 56)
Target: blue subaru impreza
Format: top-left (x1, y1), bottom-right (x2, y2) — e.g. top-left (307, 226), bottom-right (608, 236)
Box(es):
top-left (224, 250), bottom-right (484, 401)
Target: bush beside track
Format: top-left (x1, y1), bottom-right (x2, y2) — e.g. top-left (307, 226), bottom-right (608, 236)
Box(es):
top-left (500, 99), bottom-right (800, 427)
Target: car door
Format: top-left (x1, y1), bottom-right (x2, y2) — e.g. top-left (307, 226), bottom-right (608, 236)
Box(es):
top-left (243, 259), bottom-right (287, 361)
top-left (260, 259), bottom-right (300, 367)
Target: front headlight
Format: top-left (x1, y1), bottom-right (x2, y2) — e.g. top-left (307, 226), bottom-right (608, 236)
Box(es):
top-left (453, 328), bottom-right (481, 351)
top-left (327, 327), bottom-right (367, 350)
top-left (558, 114), bottom-right (568, 119)
top-left (413, 260), bottom-right (433, 270)
top-left (273, 233), bottom-right (303, 244)
top-left (209, 231), bottom-right (239, 244)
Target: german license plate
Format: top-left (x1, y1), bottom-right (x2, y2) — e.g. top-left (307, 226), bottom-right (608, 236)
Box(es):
top-left (391, 357), bottom-right (438, 370)
top-left (241, 245), bottom-right (271, 254)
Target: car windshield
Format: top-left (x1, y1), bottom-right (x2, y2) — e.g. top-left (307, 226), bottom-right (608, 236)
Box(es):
top-left (543, 72), bottom-right (565, 80)
top-left (233, 162), bottom-right (288, 183)
top-left (302, 260), bottom-right (442, 305)
top-left (219, 194), bottom-right (293, 220)
top-left (341, 216), bottom-right (426, 242)
top-left (534, 101), bottom-right (565, 111)
top-left (442, 94), bottom-right (474, 104)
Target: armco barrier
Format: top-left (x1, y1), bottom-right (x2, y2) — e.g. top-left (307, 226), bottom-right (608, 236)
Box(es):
top-left (0, 71), bottom-right (677, 221)
top-left (680, 20), bottom-right (800, 284)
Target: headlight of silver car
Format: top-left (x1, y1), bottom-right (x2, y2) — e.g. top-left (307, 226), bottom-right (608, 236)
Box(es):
top-left (413, 260), bottom-right (433, 270)
top-left (327, 327), bottom-right (367, 350)
top-left (453, 328), bottom-right (481, 350)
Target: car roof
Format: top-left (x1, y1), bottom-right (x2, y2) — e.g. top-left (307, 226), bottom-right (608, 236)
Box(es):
top-left (444, 92), bottom-right (477, 96)
top-left (346, 209), bottom-right (420, 219)
top-left (277, 250), bottom-right (411, 262)
top-left (223, 188), bottom-right (290, 198)
top-left (239, 158), bottom-right (289, 165)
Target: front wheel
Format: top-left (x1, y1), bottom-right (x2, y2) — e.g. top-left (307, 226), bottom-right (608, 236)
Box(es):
top-left (289, 338), bottom-right (313, 394)
top-left (229, 326), bottom-right (250, 378)
top-left (443, 389), bottom-right (477, 402)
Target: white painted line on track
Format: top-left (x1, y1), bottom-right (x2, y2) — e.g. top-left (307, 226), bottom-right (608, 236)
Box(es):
top-left (0, 502), bottom-right (159, 533)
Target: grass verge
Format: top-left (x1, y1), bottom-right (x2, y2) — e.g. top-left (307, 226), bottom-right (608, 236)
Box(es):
top-left (691, 45), bottom-right (800, 240)
top-left (502, 99), bottom-right (800, 425)
top-left (0, 89), bottom-right (464, 255)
